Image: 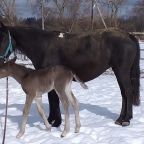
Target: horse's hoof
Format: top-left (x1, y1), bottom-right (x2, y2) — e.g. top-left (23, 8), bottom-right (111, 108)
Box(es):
top-left (122, 121), bottom-right (130, 127)
top-left (115, 120), bottom-right (122, 126)
top-left (48, 118), bottom-right (62, 127)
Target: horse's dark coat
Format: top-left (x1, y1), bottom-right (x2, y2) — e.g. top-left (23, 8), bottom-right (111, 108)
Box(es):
top-left (0, 24), bottom-right (140, 127)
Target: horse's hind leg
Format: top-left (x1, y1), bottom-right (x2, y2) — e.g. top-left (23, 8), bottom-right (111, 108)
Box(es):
top-left (16, 95), bottom-right (33, 138)
top-left (113, 68), bottom-right (133, 126)
top-left (113, 68), bottom-right (127, 125)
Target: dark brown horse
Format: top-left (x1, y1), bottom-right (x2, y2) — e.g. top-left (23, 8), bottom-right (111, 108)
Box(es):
top-left (0, 22), bottom-right (140, 127)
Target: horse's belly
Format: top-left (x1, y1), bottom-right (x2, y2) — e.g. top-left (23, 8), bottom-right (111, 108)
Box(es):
top-left (71, 63), bottom-right (109, 82)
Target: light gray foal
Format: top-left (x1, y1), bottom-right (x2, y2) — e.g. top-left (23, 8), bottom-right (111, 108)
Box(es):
top-left (0, 58), bottom-right (88, 138)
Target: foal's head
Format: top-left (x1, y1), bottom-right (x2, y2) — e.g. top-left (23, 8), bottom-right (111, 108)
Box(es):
top-left (0, 57), bottom-right (16, 78)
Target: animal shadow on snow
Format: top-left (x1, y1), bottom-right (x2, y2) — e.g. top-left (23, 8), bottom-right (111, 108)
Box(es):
top-left (0, 102), bottom-right (118, 127)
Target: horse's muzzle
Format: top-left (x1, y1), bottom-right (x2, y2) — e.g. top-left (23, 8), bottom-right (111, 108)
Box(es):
top-left (0, 59), bottom-right (5, 66)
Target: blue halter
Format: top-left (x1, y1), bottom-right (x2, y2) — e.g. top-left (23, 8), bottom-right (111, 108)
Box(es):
top-left (0, 31), bottom-right (13, 59)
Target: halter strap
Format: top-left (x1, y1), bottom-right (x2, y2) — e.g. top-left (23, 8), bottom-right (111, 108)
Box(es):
top-left (0, 31), bottom-right (13, 59)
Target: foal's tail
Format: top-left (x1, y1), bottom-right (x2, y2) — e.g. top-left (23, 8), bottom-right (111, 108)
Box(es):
top-left (72, 73), bottom-right (88, 89)
top-left (129, 34), bottom-right (140, 106)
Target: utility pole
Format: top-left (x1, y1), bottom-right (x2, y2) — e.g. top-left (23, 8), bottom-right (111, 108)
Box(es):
top-left (91, 0), bottom-right (94, 30)
top-left (41, 0), bottom-right (45, 30)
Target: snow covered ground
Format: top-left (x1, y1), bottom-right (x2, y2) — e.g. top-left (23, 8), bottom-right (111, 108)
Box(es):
top-left (0, 41), bottom-right (144, 144)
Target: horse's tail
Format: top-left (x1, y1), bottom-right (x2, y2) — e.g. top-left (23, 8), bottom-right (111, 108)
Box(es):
top-left (129, 34), bottom-right (140, 106)
top-left (72, 73), bottom-right (88, 89)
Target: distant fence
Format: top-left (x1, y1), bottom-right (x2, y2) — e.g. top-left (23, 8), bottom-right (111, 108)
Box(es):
top-left (132, 32), bottom-right (144, 35)
top-left (140, 41), bottom-right (144, 60)
top-left (131, 32), bottom-right (144, 41)
top-left (131, 32), bottom-right (144, 60)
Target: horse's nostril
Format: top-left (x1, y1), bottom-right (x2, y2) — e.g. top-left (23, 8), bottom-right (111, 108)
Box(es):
top-left (0, 60), bottom-right (4, 66)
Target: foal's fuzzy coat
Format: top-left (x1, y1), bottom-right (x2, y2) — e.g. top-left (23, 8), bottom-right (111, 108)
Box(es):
top-left (0, 58), bottom-right (88, 138)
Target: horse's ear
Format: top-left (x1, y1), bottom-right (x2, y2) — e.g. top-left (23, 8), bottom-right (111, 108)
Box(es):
top-left (0, 22), bottom-right (6, 30)
top-left (9, 57), bottom-right (17, 64)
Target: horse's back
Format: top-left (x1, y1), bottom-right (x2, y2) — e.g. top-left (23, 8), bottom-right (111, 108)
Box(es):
top-left (9, 26), bottom-right (139, 81)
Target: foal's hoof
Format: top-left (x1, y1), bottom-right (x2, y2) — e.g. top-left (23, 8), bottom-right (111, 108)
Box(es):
top-left (47, 126), bottom-right (51, 131)
top-left (61, 134), bottom-right (65, 138)
top-left (16, 132), bottom-right (24, 138)
top-left (122, 121), bottom-right (130, 127)
top-left (61, 131), bottom-right (67, 138)
top-left (75, 127), bottom-right (80, 133)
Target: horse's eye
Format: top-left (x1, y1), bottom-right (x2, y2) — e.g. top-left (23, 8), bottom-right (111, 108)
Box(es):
top-left (0, 33), bottom-right (5, 39)
top-left (3, 33), bottom-right (7, 37)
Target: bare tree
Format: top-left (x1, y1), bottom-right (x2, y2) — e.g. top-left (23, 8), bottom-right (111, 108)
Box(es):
top-left (0, 0), bottom-right (16, 25)
top-left (133, 0), bottom-right (144, 17)
top-left (132, 0), bottom-right (144, 31)
top-left (107, 0), bottom-right (127, 27)
top-left (91, 0), bottom-right (94, 30)
top-left (53, 0), bottom-right (68, 25)
top-left (94, 0), bottom-right (107, 29)
top-left (65, 0), bottom-right (82, 32)
top-left (28, 0), bottom-right (51, 29)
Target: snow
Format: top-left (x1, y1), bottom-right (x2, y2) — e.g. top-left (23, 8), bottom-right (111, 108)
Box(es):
top-left (0, 41), bottom-right (144, 144)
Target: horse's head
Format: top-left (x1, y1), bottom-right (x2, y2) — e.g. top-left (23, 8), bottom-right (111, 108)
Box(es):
top-left (0, 22), bottom-right (13, 65)
top-left (0, 57), bottom-right (16, 78)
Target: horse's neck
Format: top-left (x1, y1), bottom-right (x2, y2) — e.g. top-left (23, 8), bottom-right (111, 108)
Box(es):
top-left (9, 28), bottom-right (30, 51)
top-left (9, 64), bottom-right (29, 84)
top-left (9, 27), bottom-right (41, 68)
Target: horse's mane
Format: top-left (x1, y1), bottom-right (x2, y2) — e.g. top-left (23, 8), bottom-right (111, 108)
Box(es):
top-left (7, 26), bottom-right (61, 37)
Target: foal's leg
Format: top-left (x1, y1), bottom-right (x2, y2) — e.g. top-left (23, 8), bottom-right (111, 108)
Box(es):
top-left (34, 96), bottom-right (51, 130)
top-left (16, 95), bottom-right (33, 138)
top-left (66, 89), bottom-right (81, 133)
top-left (55, 89), bottom-right (70, 137)
top-left (48, 90), bottom-right (62, 127)
top-left (60, 96), bottom-right (70, 137)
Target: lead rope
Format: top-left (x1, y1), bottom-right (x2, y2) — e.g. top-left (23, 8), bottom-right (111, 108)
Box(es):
top-left (2, 60), bottom-right (9, 144)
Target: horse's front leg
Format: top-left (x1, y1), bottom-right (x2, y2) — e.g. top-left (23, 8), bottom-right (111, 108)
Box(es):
top-left (47, 90), bottom-right (62, 127)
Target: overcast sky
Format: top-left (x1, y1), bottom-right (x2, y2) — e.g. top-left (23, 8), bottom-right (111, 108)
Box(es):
top-left (15, 0), bottom-right (34, 18)
top-left (15, 0), bottom-right (139, 18)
